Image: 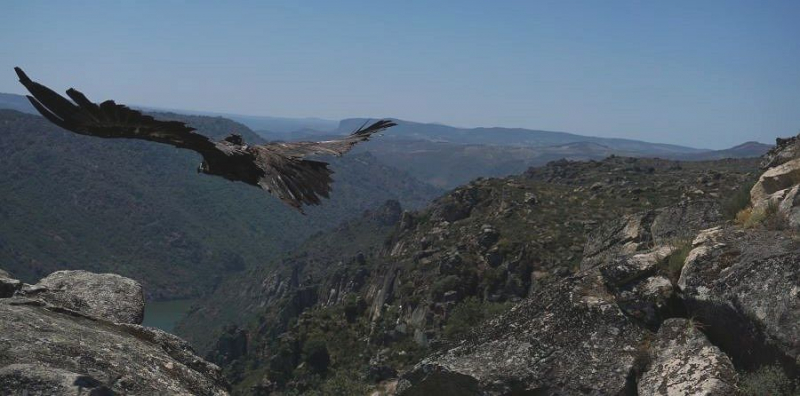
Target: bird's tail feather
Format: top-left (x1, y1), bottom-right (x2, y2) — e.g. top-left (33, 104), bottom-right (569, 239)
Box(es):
top-left (258, 158), bottom-right (333, 213)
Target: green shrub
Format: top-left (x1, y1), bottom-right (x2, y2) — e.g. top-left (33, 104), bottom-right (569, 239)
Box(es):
top-left (444, 297), bottom-right (511, 339)
top-left (431, 275), bottom-right (461, 299)
top-left (722, 183), bottom-right (755, 220)
top-left (302, 336), bottom-right (331, 373)
top-left (343, 294), bottom-right (364, 323)
top-left (659, 239), bottom-right (693, 283)
top-left (314, 370), bottom-right (369, 396)
top-left (738, 365), bottom-right (798, 396)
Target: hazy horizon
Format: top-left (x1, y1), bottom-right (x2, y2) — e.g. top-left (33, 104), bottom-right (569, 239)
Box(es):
top-left (3, 1), bottom-right (798, 149)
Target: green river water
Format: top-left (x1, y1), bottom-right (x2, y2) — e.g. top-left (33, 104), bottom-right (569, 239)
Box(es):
top-left (142, 299), bottom-right (197, 333)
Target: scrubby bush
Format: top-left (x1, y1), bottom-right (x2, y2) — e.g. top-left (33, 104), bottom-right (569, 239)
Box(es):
top-left (659, 239), bottom-right (693, 283)
top-left (722, 183), bottom-right (755, 220)
top-left (315, 371), bottom-right (370, 396)
top-left (738, 365), bottom-right (798, 396)
top-left (431, 275), bottom-right (461, 299)
top-left (736, 207), bottom-right (754, 226)
top-left (302, 336), bottom-right (331, 373)
top-left (743, 202), bottom-right (786, 230)
top-left (444, 297), bottom-right (511, 339)
top-left (343, 294), bottom-right (365, 323)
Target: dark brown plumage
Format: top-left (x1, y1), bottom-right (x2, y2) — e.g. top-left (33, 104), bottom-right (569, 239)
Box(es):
top-left (14, 67), bottom-right (395, 211)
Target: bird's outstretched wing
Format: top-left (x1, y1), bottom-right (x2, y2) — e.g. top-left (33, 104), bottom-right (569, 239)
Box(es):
top-left (264, 119), bottom-right (396, 158)
top-left (14, 67), bottom-right (396, 211)
top-left (14, 67), bottom-right (216, 153)
top-left (252, 120), bottom-right (396, 211)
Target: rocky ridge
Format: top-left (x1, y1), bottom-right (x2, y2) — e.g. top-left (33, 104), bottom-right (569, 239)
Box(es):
top-left (181, 156), bottom-right (763, 394)
top-left (399, 138), bottom-right (800, 395)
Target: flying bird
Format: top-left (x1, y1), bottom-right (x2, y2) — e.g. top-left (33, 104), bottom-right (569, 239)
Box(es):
top-left (14, 67), bottom-right (395, 211)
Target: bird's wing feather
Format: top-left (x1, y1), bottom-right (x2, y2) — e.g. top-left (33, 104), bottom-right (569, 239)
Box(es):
top-left (250, 146), bottom-right (333, 212)
top-left (265, 119), bottom-right (396, 158)
top-left (248, 119), bottom-right (395, 211)
top-left (14, 67), bottom-right (216, 153)
top-left (15, 67), bottom-right (396, 211)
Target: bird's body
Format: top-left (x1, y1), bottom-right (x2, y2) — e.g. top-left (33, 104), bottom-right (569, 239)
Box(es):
top-left (14, 67), bottom-right (395, 211)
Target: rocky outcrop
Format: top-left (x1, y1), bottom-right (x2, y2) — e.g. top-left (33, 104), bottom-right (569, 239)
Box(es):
top-left (400, 187), bottom-right (799, 395)
top-left (748, 155), bottom-right (800, 229)
top-left (678, 226), bottom-right (800, 372)
top-left (638, 318), bottom-right (737, 395)
top-left (185, 156), bottom-right (760, 394)
top-left (579, 200), bottom-right (725, 328)
top-left (0, 269), bottom-right (21, 298)
top-left (762, 134), bottom-right (800, 169)
top-left (399, 275), bottom-right (648, 395)
top-left (19, 270), bottom-right (145, 325)
top-left (0, 269), bottom-right (229, 395)
top-left (581, 199), bottom-right (723, 271)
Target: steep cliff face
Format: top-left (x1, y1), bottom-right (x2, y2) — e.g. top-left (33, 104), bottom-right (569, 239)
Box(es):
top-left (183, 156), bottom-right (762, 394)
top-left (0, 269), bottom-right (229, 395)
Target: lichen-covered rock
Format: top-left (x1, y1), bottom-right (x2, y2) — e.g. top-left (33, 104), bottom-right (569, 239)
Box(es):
top-left (0, 269), bottom-right (21, 298)
top-left (0, 363), bottom-right (115, 396)
top-left (638, 318), bottom-right (737, 395)
top-left (24, 270), bottom-right (145, 324)
top-left (762, 134), bottom-right (800, 169)
top-left (0, 297), bottom-right (229, 395)
top-left (581, 200), bottom-right (723, 270)
top-left (399, 275), bottom-right (648, 395)
top-left (583, 202), bottom-right (722, 328)
top-left (750, 158), bottom-right (800, 204)
top-left (599, 246), bottom-right (674, 287)
top-left (679, 226), bottom-right (800, 370)
top-left (748, 135), bottom-right (800, 229)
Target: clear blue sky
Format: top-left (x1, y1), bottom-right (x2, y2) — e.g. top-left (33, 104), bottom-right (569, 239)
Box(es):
top-left (2, 1), bottom-right (798, 149)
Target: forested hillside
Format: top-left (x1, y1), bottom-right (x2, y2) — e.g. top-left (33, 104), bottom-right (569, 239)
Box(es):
top-left (0, 110), bottom-right (440, 299)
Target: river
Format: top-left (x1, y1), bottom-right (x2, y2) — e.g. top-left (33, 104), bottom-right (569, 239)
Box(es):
top-left (142, 299), bottom-right (197, 333)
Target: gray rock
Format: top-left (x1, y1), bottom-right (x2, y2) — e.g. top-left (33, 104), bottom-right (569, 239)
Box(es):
top-left (27, 270), bottom-right (145, 324)
top-left (0, 297), bottom-right (229, 395)
top-left (638, 318), bottom-right (737, 395)
top-left (0, 363), bottom-right (115, 396)
top-left (0, 269), bottom-right (21, 298)
top-left (399, 275), bottom-right (647, 395)
top-left (581, 200), bottom-right (723, 270)
top-left (679, 226), bottom-right (800, 370)
top-left (762, 134), bottom-right (800, 169)
top-left (599, 246), bottom-right (674, 287)
top-left (614, 275), bottom-right (676, 328)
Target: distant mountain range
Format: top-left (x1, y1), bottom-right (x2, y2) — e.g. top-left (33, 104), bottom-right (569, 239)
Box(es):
top-left (335, 118), bottom-right (706, 155)
top-left (0, 92), bottom-right (772, 188)
top-left (672, 141), bottom-right (773, 161)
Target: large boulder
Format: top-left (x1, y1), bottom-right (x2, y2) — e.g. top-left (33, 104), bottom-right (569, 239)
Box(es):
top-left (0, 268), bottom-right (21, 298)
top-left (398, 275), bottom-right (648, 395)
top-left (678, 226), bottom-right (800, 372)
top-left (638, 318), bottom-right (737, 395)
top-left (0, 296), bottom-right (229, 395)
top-left (749, 134), bottom-right (800, 229)
top-left (22, 270), bottom-right (145, 324)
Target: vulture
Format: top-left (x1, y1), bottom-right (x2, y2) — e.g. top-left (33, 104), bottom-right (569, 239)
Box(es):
top-left (14, 67), bottom-right (395, 211)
